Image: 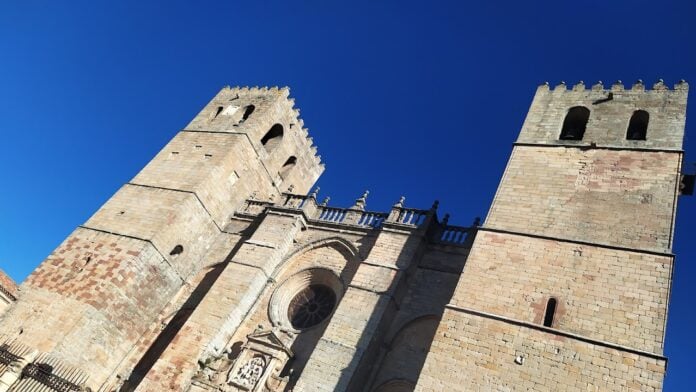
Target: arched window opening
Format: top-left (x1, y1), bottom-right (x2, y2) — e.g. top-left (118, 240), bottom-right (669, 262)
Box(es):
top-left (543, 297), bottom-right (557, 327)
top-left (241, 105), bottom-right (255, 122)
top-left (280, 156), bottom-right (297, 179)
top-left (170, 245), bottom-right (184, 257)
top-left (626, 110), bottom-right (649, 140)
top-left (261, 124), bottom-right (284, 154)
top-left (560, 106), bottom-right (590, 140)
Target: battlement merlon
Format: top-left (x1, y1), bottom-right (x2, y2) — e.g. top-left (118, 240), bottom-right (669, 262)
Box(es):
top-left (517, 79), bottom-right (688, 150)
top-left (184, 86), bottom-right (323, 187)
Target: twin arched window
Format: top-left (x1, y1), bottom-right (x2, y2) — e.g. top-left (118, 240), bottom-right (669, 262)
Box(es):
top-left (559, 107), bottom-right (649, 141)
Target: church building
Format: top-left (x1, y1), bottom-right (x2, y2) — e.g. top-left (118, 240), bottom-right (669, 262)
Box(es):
top-left (0, 80), bottom-right (691, 391)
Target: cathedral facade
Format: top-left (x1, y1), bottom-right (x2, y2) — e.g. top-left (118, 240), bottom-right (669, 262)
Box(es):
top-left (0, 80), bottom-right (691, 391)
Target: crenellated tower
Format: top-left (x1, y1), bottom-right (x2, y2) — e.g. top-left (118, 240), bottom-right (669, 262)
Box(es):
top-left (0, 80), bottom-right (690, 392)
top-left (0, 86), bottom-right (323, 389)
top-left (416, 80), bottom-right (689, 391)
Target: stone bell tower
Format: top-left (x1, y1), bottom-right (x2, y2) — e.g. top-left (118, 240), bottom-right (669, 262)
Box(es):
top-left (0, 86), bottom-right (323, 389)
top-left (416, 80), bottom-right (689, 391)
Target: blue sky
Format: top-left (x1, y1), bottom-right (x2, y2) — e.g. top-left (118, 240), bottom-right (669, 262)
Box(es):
top-left (0, 1), bottom-right (694, 389)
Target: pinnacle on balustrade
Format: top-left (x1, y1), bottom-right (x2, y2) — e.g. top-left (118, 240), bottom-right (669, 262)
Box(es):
top-left (393, 196), bottom-right (405, 208)
top-left (287, 184), bottom-right (295, 193)
top-left (473, 216), bottom-right (482, 226)
top-left (250, 191), bottom-right (258, 200)
top-left (309, 187), bottom-right (320, 199)
top-left (441, 213), bottom-right (450, 226)
top-left (430, 200), bottom-right (439, 211)
top-left (353, 190), bottom-right (369, 211)
top-left (321, 196), bottom-right (331, 206)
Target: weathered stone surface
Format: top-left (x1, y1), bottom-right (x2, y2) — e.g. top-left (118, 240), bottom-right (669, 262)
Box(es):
top-left (0, 82), bottom-right (687, 392)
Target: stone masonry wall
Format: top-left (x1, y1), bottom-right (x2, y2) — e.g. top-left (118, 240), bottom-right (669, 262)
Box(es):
top-left (0, 86), bottom-right (325, 391)
top-left (184, 87), bottom-right (324, 200)
top-left (0, 228), bottom-right (181, 386)
top-left (518, 82), bottom-right (687, 150)
top-left (85, 184), bottom-right (219, 281)
top-left (487, 147), bottom-right (681, 252)
top-left (415, 309), bottom-right (666, 392)
top-left (451, 230), bottom-right (671, 354)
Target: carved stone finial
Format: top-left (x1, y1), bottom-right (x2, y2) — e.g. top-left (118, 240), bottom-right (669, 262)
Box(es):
top-left (473, 216), bottom-right (482, 226)
top-left (250, 191), bottom-right (258, 200)
top-left (431, 200), bottom-right (439, 211)
top-left (321, 196), bottom-right (330, 206)
top-left (309, 187), bottom-right (320, 199)
top-left (353, 190), bottom-right (369, 210)
top-left (441, 213), bottom-right (450, 226)
top-left (287, 185), bottom-right (295, 193)
top-left (393, 196), bottom-right (405, 208)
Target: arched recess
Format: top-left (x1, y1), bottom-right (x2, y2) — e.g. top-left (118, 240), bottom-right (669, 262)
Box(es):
top-left (261, 123), bottom-right (284, 154)
top-left (370, 315), bottom-right (440, 390)
top-left (266, 237), bottom-right (362, 389)
top-left (270, 236), bottom-right (361, 280)
top-left (626, 110), bottom-right (649, 140)
top-left (560, 106), bottom-right (590, 140)
top-left (373, 379), bottom-right (416, 392)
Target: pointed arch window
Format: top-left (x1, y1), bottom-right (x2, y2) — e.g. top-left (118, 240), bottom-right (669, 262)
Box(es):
top-left (261, 124), bottom-right (284, 154)
top-left (626, 110), bottom-right (649, 140)
top-left (560, 106), bottom-right (590, 140)
top-left (543, 297), bottom-right (557, 327)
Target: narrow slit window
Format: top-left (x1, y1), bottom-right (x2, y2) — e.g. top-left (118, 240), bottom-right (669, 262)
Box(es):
top-left (626, 110), bottom-right (649, 140)
top-left (560, 106), bottom-right (590, 140)
top-left (261, 124), bottom-right (284, 154)
top-left (543, 297), bottom-right (557, 327)
top-left (280, 156), bottom-right (297, 179)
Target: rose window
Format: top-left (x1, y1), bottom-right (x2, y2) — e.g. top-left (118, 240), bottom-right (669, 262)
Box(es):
top-left (287, 284), bottom-right (337, 329)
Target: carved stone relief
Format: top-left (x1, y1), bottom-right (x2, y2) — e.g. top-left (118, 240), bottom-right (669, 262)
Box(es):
top-left (189, 327), bottom-right (294, 392)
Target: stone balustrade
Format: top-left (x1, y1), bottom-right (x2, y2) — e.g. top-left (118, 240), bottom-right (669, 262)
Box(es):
top-left (235, 192), bottom-right (477, 247)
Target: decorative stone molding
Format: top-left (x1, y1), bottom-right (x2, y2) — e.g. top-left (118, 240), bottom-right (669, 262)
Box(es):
top-left (268, 268), bottom-right (344, 333)
top-left (191, 328), bottom-right (293, 392)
